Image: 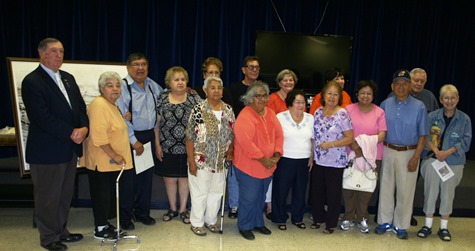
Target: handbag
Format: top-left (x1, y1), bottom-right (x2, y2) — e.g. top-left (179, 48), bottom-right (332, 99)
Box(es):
top-left (342, 156), bottom-right (377, 193)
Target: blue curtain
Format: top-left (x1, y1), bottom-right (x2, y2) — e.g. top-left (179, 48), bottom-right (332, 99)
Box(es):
top-left (1, 0), bottom-right (474, 158)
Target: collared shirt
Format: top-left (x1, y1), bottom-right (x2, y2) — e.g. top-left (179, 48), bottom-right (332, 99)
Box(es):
top-left (388, 89), bottom-right (439, 113)
top-left (424, 108), bottom-right (472, 165)
top-left (381, 95), bottom-right (428, 146)
top-left (116, 75), bottom-right (164, 145)
top-left (40, 64), bottom-right (71, 107)
top-left (185, 100), bottom-right (235, 173)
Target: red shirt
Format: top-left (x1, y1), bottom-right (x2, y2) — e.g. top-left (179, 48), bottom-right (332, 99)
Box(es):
top-left (233, 106), bottom-right (284, 178)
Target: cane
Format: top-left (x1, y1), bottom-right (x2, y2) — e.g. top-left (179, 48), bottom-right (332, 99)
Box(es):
top-left (219, 161), bottom-right (230, 234)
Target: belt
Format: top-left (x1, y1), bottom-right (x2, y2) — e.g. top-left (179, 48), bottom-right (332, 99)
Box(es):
top-left (383, 142), bottom-right (417, 151)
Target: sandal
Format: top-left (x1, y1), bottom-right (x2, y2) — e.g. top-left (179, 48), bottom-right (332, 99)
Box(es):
top-left (311, 222), bottom-right (321, 229)
top-left (191, 225), bottom-right (207, 236)
top-left (162, 209), bottom-right (178, 221)
top-left (205, 223), bottom-right (220, 233)
top-left (438, 228), bottom-right (451, 242)
top-left (292, 222), bottom-right (306, 229)
top-left (323, 228), bottom-right (334, 234)
top-left (180, 211), bottom-right (191, 224)
top-left (417, 226), bottom-right (432, 238)
top-left (277, 224), bottom-right (287, 231)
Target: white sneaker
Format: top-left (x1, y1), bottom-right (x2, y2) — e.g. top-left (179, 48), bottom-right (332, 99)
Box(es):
top-left (358, 218), bottom-right (370, 233)
top-left (339, 220), bottom-right (354, 231)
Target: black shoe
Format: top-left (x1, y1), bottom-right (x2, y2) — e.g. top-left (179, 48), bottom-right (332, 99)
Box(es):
top-left (41, 241), bottom-right (67, 251)
top-left (94, 225), bottom-right (118, 240)
top-left (253, 226), bottom-right (271, 235)
top-left (121, 221), bottom-right (135, 230)
top-left (265, 212), bottom-right (272, 220)
top-left (60, 233), bottom-right (83, 242)
top-left (228, 208), bottom-right (238, 219)
top-left (134, 215), bottom-right (156, 225)
top-left (239, 230), bottom-right (255, 240)
top-left (411, 216), bottom-right (418, 226)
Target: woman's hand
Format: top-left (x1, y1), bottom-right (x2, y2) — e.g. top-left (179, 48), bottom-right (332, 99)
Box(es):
top-left (307, 157), bottom-right (314, 172)
top-left (156, 144), bottom-right (164, 162)
top-left (225, 150), bottom-right (234, 162)
top-left (319, 141), bottom-right (333, 150)
top-left (112, 154), bottom-right (125, 165)
top-left (188, 161), bottom-right (198, 176)
top-left (257, 157), bottom-right (275, 169)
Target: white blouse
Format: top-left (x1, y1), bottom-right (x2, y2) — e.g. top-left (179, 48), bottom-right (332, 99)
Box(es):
top-left (276, 110), bottom-right (314, 159)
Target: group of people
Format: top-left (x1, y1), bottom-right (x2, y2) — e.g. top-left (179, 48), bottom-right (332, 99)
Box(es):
top-left (22, 37), bottom-right (471, 250)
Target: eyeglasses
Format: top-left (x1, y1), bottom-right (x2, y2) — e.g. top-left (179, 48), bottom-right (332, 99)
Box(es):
top-left (130, 62), bottom-right (148, 68)
top-left (254, 94), bottom-right (269, 99)
top-left (208, 86), bottom-right (223, 91)
top-left (205, 71), bottom-right (220, 75)
top-left (245, 65), bottom-right (260, 71)
top-left (293, 100), bottom-right (307, 105)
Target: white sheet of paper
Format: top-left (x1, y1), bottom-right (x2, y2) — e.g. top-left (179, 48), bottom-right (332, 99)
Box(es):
top-left (134, 142), bottom-right (154, 174)
top-left (431, 160), bottom-right (454, 182)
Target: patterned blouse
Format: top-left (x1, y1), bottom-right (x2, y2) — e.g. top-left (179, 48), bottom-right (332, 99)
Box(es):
top-left (313, 107), bottom-right (353, 168)
top-left (157, 92), bottom-right (202, 154)
top-left (186, 100), bottom-right (235, 173)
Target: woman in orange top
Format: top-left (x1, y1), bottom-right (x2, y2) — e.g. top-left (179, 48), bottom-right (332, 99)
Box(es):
top-left (82, 71), bottom-right (133, 239)
top-left (309, 68), bottom-right (352, 115)
top-left (233, 81), bottom-right (284, 240)
top-left (267, 69), bottom-right (301, 113)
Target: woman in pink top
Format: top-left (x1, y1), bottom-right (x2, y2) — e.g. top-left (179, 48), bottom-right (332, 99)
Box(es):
top-left (341, 80), bottom-right (387, 233)
top-left (233, 81), bottom-right (284, 240)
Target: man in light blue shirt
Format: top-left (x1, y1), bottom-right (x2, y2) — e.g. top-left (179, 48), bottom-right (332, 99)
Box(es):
top-left (375, 69), bottom-right (428, 240)
top-left (116, 53), bottom-right (163, 230)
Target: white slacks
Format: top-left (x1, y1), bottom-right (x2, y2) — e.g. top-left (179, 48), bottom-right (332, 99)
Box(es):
top-left (189, 169), bottom-right (225, 227)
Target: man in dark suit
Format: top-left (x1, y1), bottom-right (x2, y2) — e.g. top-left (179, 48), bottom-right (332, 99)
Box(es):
top-left (22, 38), bottom-right (89, 251)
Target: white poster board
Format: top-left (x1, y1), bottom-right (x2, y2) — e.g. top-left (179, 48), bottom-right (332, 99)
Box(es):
top-left (7, 57), bottom-right (128, 177)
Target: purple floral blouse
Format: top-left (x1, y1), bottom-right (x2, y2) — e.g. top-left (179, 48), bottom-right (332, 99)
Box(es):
top-left (313, 107), bottom-right (353, 168)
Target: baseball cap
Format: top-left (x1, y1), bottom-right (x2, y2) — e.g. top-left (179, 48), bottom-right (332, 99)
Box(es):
top-left (393, 69), bottom-right (411, 82)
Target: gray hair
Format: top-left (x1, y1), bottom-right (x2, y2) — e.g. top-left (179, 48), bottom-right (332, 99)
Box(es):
top-left (203, 76), bottom-right (223, 89)
top-left (240, 81), bottom-right (270, 105)
top-left (275, 69), bottom-right (298, 85)
top-left (37, 38), bottom-right (60, 51)
top-left (410, 68), bottom-right (427, 78)
top-left (98, 71), bottom-right (122, 94)
top-left (439, 84), bottom-right (459, 99)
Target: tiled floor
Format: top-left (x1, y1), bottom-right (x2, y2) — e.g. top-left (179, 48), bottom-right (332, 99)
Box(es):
top-left (1, 207), bottom-right (473, 250)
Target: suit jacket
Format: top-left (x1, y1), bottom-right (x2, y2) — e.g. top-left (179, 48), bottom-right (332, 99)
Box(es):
top-left (21, 65), bottom-right (89, 164)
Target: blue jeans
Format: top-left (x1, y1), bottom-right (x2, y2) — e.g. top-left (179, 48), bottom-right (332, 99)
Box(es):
top-left (235, 167), bottom-right (271, 231)
top-left (227, 165), bottom-right (239, 209)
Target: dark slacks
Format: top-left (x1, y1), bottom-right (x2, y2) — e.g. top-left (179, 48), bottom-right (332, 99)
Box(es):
top-left (235, 166), bottom-right (272, 231)
top-left (120, 129), bottom-right (156, 222)
top-left (88, 169), bottom-right (119, 226)
top-left (310, 164), bottom-right (344, 229)
top-left (30, 154), bottom-right (77, 246)
top-left (272, 157), bottom-right (309, 224)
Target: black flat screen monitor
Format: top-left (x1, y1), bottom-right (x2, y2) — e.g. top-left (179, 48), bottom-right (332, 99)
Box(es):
top-left (255, 31), bottom-right (353, 94)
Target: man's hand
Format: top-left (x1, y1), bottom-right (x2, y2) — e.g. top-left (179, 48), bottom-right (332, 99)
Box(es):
top-left (70, 127), bottom-right (88, 144)
top-left (133, 141), bottom-right (144, 156)
top-left (407, 156), bottom-right (419, 172)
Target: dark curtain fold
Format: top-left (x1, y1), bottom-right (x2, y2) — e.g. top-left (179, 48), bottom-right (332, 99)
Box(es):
top-left (0, 0), bottom-right (474, 158)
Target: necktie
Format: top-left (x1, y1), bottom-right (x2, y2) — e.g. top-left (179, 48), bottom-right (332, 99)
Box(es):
top-left (54, 72), bottom-right (72, 107)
